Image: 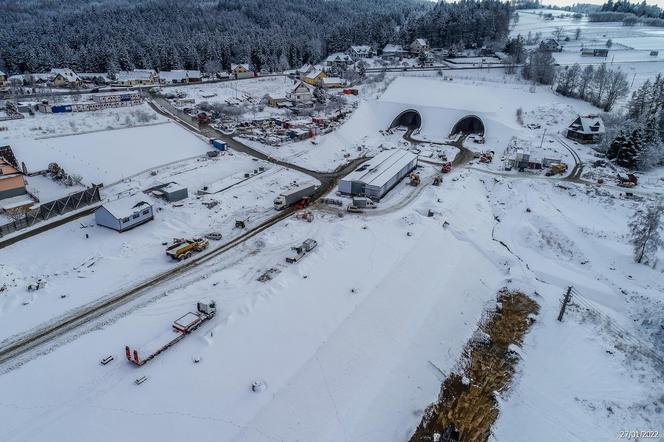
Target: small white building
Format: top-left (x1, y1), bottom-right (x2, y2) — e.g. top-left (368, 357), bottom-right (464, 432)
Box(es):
top-left (95, 199), bottom-right (154, 232)
top-left (348, 45), bottom-right (375, 60)
top-left (321, 77), bottom-right (346, 89)
top-left (231, 64), bottom-right (254, 79)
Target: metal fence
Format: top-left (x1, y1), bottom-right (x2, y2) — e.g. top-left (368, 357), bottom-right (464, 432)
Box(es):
top-left (0, 186), bottom-right (101, 238)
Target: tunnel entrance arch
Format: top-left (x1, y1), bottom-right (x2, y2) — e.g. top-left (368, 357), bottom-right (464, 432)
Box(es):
top-left (450, 115), bottom-right (485, 136)
top-left (389, 109), bottom-right (422, 130)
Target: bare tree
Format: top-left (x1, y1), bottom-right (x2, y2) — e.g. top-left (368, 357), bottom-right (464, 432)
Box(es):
top-left (630, 201), bottom-right (664, 266)
top-left (603, 69), bottom-right (630, 111)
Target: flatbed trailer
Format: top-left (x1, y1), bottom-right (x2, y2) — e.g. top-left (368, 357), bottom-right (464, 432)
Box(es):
top-left (125, 301), bottom-right (216, 366)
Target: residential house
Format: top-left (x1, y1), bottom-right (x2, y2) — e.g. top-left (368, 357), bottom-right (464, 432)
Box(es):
top-left (0, 146), bottom-right (28, 202)
top-left (95, 199), bottom-right (154, 232)
top-left (410, 38), bottom-right (430, 55)
top-left (382, 44), bottom-right (406, 60)
top-left (302, 69), bottom-right (326, 86)
top-left (231, 64), bottom-right (254, 79)
top-left (287, 81), bottom-right (314, 105)
top-left (321, 77), bottom-right (346, 89)
top-left (159, 70), bottom-right (202, 84)
top-left (0, 70), bottom-right (6, 86)
top-left (566, 115), bottom-right (605, 144)
top-left (539, 39), bottom-right (563, 52)
top-left (348, 45), bottom-right (375, 61)
top-left (49, 68), bottom-right (82, 87)
top-left (325, 53), bottom-right (353, 68)
top-left (115, 69), bottom-right (158, 86)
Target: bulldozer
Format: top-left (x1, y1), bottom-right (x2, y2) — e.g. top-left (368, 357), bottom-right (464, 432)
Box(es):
top-left (408, 172), bottom-right (420, 186)
top-left (545, 163), bottom-right (567, 176)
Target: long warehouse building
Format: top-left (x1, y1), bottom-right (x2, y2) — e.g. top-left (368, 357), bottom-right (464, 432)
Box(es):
top-left (339, 149), bottom-right (418, 199)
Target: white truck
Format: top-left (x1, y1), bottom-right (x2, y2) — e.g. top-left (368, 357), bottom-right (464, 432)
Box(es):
top-left (347, 197), bottom-right (376, 212)
top-left (286, 239), bottom-right (318, 263)
top-left (273, 183), bottom-right (318, 210)
top-left (125, 300), bottom-right (216, 366)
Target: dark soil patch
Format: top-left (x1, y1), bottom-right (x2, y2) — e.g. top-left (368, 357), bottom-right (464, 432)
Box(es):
top-left (410, 290), bottom-right (539, 442)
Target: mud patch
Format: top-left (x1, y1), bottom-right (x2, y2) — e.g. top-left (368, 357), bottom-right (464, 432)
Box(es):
top-left (410, 290), bottom-right (539, 442)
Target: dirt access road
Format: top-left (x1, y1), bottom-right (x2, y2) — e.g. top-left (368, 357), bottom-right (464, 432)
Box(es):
top-left (0, 99), bottom-right (367, 367)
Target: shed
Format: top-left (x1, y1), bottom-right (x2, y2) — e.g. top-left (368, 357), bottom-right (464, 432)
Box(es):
top-left (95, 199), bottom-right (153, 232)
top-left (153, 182), bottom-right (188, 202)
top-left (339, 149), bottom-right (418, 199)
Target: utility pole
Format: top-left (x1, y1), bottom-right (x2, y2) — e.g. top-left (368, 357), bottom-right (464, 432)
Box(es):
top-left (539, 128), bottom-right (547, 150)
top-left (557, 286), bottom-right (572, 321)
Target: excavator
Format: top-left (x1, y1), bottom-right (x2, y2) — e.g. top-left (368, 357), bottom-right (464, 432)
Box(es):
top-left (408, 172), bottom-right (421, 186)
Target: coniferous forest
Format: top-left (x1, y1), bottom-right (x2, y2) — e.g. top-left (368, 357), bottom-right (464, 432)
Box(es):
top-left (0, 0), bottom-right (512, 75)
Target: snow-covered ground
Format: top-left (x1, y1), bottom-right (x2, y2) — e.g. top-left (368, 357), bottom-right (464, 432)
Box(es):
top-left (1, 28), bottom-right (664, 442)
top-left (512, 10), bottom-right (664, 91)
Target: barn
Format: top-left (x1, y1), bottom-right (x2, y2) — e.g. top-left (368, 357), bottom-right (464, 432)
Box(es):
top-left (338, 149), bottom-right (418, 200)
top-left (95, 199), bottom-right (154, 232)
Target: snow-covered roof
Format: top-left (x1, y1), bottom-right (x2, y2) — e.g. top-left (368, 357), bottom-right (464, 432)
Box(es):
top-left (159, 70), bottom-right (201, 81)
top-left (569, 115), bottom-right (605, 134)
top-left (325, 52), bottom-right (352, 63)
top-left (297, 64), bottom-right (312, 74)
top-left (383, 44), bottom-right (404, 53)
top-left (231, 63), bottom-right (250, 72)
top-left (414, 38), bottom-right (428, 46)
top-left (0, 70), bottom-right (5, 77)
top-left (291, 81), bottom-right (314, 94)
top-left (8, 73), bottom-right (53, 82)
top-left (78, 72), bottom-right (110, 80)
top-left (350, 45), bottom-right (372, 54)
top-left (343, 149), bottom-right (418, 189)
top-left (100, 198), bottom-right (151, 219)
top-left (50, 68), bottom-right (80, 82)
top-left (116, 70), bottom-right (154, 82)
top-left (304, 70), bottom-right (324, 80)
top-left (322, 77), bottom-right (344, 85)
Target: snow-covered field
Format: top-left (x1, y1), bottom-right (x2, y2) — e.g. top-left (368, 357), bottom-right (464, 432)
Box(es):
top-left (1, 21), bottom-right (664, 442)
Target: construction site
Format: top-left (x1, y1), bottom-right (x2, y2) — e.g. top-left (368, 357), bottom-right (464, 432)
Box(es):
top-left (0, 62), bottom-right (662, 442)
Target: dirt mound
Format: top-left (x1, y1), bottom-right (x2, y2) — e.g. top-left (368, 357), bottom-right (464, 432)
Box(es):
top-left (410, 290), bottom-right (539, 442)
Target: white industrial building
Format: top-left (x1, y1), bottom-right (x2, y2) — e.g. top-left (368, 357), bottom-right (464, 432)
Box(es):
top-left (338, 149), bottom-right (418, 199)
top-left (95, 198), bottom-right (154, 232)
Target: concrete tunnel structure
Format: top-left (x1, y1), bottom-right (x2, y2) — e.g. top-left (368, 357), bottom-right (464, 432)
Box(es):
top-left (450, 115), bottom-right (485, 136)
top-left (389, 109), bottom-right (422, 130)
